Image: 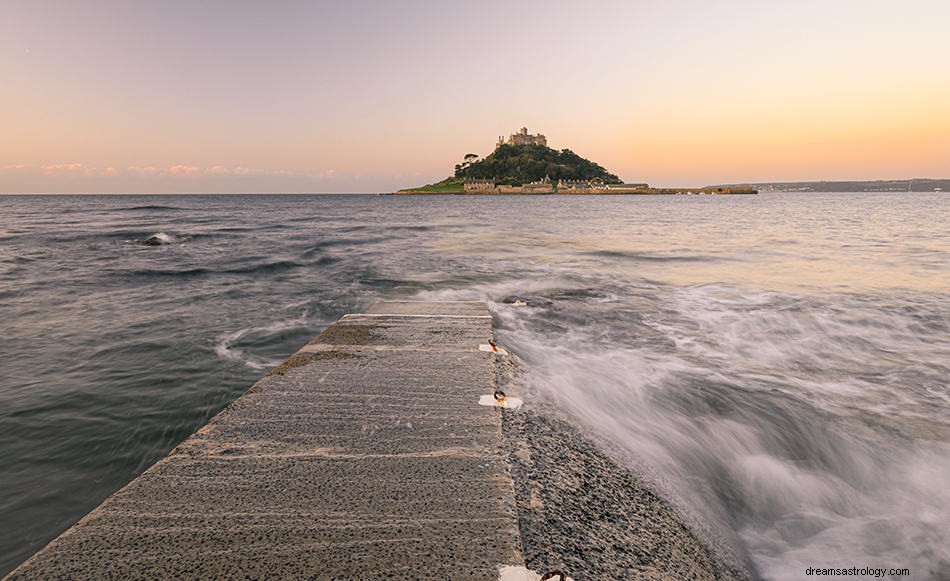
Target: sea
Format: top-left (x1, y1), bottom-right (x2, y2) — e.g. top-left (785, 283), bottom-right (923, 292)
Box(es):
top-left (0, 192), bottom-right (947, 579)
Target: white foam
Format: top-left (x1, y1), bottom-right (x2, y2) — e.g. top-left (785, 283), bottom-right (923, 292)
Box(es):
top-left (213, 317), bottom-right (315, 370)
top-left (496, 282), bottom-right (950, 576)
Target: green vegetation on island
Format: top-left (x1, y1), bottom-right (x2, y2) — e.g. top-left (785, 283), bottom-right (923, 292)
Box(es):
top-left (402, 177), bottom-right (466, 193)
top-left (394, 126), bottom-right (752, 195)
top-left (455, 144), bottom-right (622, 186)
top-left (399, 143), bottom-right (621, 192)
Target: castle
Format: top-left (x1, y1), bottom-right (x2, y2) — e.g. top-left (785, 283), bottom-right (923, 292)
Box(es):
top-left (496, 127), bottom-right (547, 148)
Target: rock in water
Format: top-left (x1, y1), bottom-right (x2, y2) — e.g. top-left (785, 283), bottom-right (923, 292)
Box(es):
top-left (501, 295), bottom-right (554, 307)
top-left (141, 233), bottom-right (173, 246)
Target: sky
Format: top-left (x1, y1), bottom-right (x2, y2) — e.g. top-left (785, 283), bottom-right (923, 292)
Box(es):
top-left (1, 0), bottom-right (948, 193)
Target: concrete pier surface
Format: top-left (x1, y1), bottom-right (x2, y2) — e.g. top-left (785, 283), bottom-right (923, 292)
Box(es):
top-left (7, 301), bottom-right (523, 579)
top-left (9, 300), bottom-right (748, 580)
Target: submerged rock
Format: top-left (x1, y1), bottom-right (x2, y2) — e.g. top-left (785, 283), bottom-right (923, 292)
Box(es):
top-left (140, 233), bottom-right (173, 246)
top-left (501, 295), bottom-right (554, 307)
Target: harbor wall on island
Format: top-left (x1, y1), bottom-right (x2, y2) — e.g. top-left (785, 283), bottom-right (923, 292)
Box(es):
top-left (394, 187), bottom-right (758, 195)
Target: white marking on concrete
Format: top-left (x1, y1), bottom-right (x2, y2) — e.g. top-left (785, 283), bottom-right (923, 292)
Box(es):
top-left (480, 394), bottom-right (524, 409)
top-left (343, 313), bottom-right (493, 319)
top-left (497, 565), bottom-right (575, 581)
top-left (479, 344), bottom-right (509, 355)
top-left (369, 300), bottom-right (487, 304)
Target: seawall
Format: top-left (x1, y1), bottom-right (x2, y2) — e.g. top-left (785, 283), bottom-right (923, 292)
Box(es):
top-left (394, 187), bottom-right (757, 195)
top-left (7, 301), bottom-right (748, 580)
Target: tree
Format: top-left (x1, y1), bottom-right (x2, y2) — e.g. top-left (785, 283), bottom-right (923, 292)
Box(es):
top-left (454, 153), bottom-right (481, 177)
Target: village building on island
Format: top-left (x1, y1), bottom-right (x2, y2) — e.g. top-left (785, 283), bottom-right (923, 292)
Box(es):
top-left (463, 179), bottom-right (495, 192)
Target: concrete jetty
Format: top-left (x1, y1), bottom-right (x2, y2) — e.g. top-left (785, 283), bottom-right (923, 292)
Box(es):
top-left (7, 301), bottom-right (524, 579)
top-left (9, 300), bottom-right (749, 580)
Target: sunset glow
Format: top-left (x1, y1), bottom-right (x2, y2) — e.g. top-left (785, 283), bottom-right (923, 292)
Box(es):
top-left (2, 0), bottom-right (948, 193)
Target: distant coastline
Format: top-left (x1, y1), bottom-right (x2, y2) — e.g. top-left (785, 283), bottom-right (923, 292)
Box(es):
top-left (712, 178), bottom-right (948, 193)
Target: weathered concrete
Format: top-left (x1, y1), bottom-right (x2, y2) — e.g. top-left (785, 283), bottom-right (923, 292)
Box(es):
top-left (7, 301), bottom-right (523, 580)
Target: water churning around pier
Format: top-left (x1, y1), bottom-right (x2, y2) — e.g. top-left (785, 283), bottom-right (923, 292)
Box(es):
top-left (1, 192), bottom-right (947, 578)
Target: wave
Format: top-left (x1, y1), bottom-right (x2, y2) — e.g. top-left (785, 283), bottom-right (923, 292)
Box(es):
top-left (109, 205), bottom-right (185, 212)
top-left (219, 260), bottom-right (302, 275)
top-left (584, 250), bottom-right (726, 263)
top-left (128, 267), bottom-right (212, 277)
top-left (128, 260), bottom-right (304, 278)
top-left (300, 236), bottom-right (392, 256)
top-left (209, 227), bottom-right (256, 233)
top-left (309, 256), bottom-right (340, 267)
top-left (491, 283), bottom-right (950, 578)
top-left (47, 230), bottom-right (165, 243)
top-left (213, 318), bottom-right (320, 370)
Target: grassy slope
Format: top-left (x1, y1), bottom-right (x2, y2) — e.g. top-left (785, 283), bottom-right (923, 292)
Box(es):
top-left (397, 177), bottom-right (463, 193)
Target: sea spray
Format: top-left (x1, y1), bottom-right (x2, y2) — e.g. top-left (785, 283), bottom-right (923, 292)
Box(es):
top-left (492, 285), bottom-right (950, 580)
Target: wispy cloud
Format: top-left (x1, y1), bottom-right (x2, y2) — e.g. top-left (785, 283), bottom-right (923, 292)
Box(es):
top-left (41, 162), bottom-right (85, 174)
top-left (167, 165), bottom-right (202, 176)
top-left (0, 163), bottom-right (373, 193)
top-left (121, 164), bottom-right (317, 178)
top-left (9, 163), bottom-right (322, 179)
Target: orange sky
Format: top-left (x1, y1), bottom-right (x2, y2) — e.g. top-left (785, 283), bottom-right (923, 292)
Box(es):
top-left (1, 0), bottom-right (948, 193)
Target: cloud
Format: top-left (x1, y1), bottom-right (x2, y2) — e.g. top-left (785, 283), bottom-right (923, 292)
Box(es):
top-left (1, 162), bottom-right (390, 193)
top-left (126, 166), bottom-right (161, 175)
top-left (41, 162), bottom-right (84, 174)
top-left (8, 163), bottom-right (328, 180)
top-left (168, 165), bottom-right (202, 176)
top-left (118, 164), bottom-right (304, 178)
top-left (232, 166), bottom-right (292, 177)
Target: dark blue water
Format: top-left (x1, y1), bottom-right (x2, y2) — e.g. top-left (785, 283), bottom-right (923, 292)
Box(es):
top-left (1, 193), bottom-right (947, 579)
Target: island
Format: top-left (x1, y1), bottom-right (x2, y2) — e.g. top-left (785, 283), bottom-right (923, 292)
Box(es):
top-left (395, 127), bottom-right (757, 195)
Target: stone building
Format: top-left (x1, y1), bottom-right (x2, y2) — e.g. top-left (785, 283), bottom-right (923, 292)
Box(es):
top-left (496, 127), bottom-right (547, 148)
top-left (522, 175), bottom-right (554, 193)
top-left (463, 179), bottom-right (495, 192)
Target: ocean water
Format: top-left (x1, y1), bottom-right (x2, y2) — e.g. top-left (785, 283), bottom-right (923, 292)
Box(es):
top-left (0, 192), bottom-right (947, 578)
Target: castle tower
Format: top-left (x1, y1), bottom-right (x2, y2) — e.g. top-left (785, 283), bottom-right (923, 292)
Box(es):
top-left (496, 127), bottom-right (547, 148)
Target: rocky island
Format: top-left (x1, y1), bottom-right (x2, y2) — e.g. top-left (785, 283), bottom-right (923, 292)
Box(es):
top-left (396, 127), bottom-right (757, 195)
